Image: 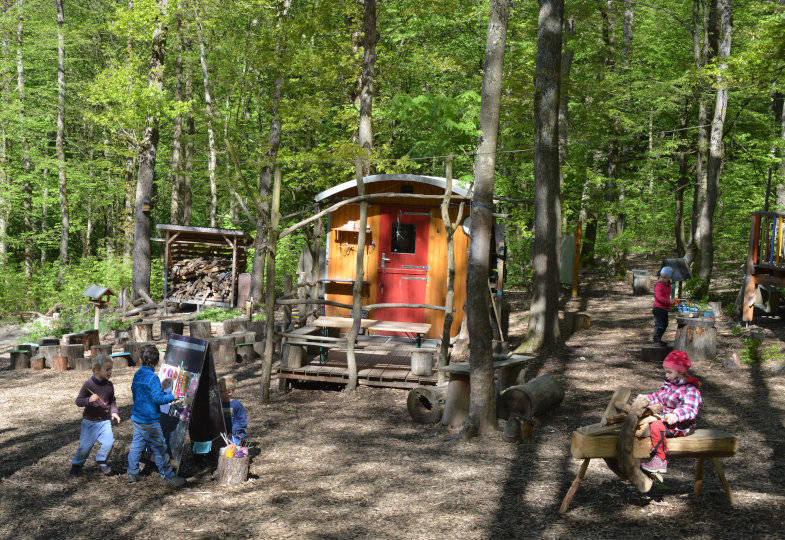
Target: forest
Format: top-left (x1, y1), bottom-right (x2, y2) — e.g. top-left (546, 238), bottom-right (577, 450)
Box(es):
top-left (0, 0), bottom-right (781, 319)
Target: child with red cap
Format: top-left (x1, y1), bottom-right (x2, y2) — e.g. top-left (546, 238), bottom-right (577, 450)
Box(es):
top-left (639, 350), bottom-right (702, 474)
top-left (652, 266), bottom-right (676, 347)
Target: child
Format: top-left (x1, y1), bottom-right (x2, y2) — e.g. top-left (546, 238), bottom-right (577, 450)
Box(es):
top-left (639, 350), bottom-right (702, 474)
top-left (653, 266), bottom-right (676, 346)
top-left (70, 355), bottom-right (121, 476)
top-left (219, 376), bottom-right (248, 446)
top-left (126, 345), bottom-right (186, 487)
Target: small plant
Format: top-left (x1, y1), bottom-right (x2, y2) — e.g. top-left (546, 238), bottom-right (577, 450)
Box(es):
top-left (192, 307), bottom-right (245, 322)
top-left (731, 325), bottom-right (744, 337)
top-left (739, 337), bottom-right (762, 364)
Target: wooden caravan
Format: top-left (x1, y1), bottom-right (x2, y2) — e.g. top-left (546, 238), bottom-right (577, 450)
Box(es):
top-left (741, 211), bottom-right (785, 322)
top-left (317, 174), bottom-right (474, 339)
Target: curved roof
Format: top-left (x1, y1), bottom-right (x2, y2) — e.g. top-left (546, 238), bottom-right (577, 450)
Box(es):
top-left (314, 174), bottom-right (469, 202)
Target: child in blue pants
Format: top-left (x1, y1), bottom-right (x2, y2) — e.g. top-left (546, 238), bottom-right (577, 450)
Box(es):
top-left (126, 345), bottom-right (185, 487)
top-left (219, 376), bottom-right (248, 446)
top-left (70, 355), bottom-right (121, 476)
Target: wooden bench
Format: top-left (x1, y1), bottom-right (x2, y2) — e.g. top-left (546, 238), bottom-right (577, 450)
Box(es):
top-left (559, 387), bottom-right (738, 513)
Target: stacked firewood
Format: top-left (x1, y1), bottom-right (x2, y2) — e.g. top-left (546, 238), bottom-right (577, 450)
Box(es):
top-left (168, 257), bottom-right (233, 303)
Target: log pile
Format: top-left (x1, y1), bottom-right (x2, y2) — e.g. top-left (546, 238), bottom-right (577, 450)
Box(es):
top-left (168, 257), bottom-right (233, 303)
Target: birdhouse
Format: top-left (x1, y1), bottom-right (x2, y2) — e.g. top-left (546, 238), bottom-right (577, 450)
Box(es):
top-left (82, 285), bottom-right (115, 308)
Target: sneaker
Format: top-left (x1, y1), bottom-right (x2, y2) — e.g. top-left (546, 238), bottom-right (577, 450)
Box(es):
top-left (162, 475), bottom-right (186, 488)
top-left (640, 456), bottom-right (668, 474)
top-left (97, 462), bottom-right (112, 475)
top-left (128, 472), bottom-right (143, 483)
top-left (69, 464), bottom-right (82, 477)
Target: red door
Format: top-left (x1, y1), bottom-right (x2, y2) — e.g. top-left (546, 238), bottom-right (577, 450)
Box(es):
top-left (375, 206), bottom-right (430, 329)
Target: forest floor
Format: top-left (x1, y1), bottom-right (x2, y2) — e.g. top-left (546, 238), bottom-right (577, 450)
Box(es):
top-left (1, 263), bottom-right (785, 538)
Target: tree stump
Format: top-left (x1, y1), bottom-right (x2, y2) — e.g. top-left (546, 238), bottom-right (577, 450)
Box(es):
top-left (674, 317), bottom-right (717, 362)
top-left (10, 350), bottom-right (31, 370)
top-left (74, 356), bottom-right (93, 371)
top-left (61, 344), bottom-right (85, 370)
top-left (114, 329), bottom-right (132, 346)
top-left (112, 353), bottom-right (133, 370)
top-left (30, 355), bottom-right (45, 370)
top-left (236, 342), bottom-right (257, 363)
top-left (160, 321), bottom-right (184, 338)
top-left (631, 270), bottom-right (651, 295)
top-left (37, 337), bottom-right (59, 346)
top-left (188, 320), bottom-right (212, 339)
top-left (498, 374), bottom-right (564, 439)
top-left (281, 345), bottom-right (306, 369)
top-left (641, 343), bottom-right (673, 362)
top-left (81, 330), bottom-right (100, 355)
top-left (410, 350), bottom-right (435, 376)
top-left (253, 341), bottom-right (265, 358)
top-left (18, 343), bottom-right (38, 356)
top-left (62, 333), bottom-right (84, 345)
top-left (248, 320), bottom-right (265, 342)
top-left (91, 345), bottom-right (113, 357)
top-left (223, 318), bottom-right (250, 335)
top-left (123, 342), bottom-right (154, 365)
top-left (38, 345), bottom-right (59, 369)
top-left (708, 301), bottom-right (722, 320)
top-left (132, 322), bottom-right (154, 342)
top-left (215, 450), bottom-right (250, 486)
top-left (407, 385), bottom-right (447, 424)
top-left (53, 355), bottom-right (69, 372)
top-left (441, 368), bottom-right (470, 428)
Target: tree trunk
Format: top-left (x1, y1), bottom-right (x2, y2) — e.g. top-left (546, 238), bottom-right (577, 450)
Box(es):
top-left (675, 102), bottom-right (689, 257)
top-left (524, 0), bottom-right (562, 354)
top-left (194, 7), bottom-right (217, 227)
top-left (439, 157), bottom-right (457, 383)
top-left (122, 152), bottom-right (135, 258)
top-left (356, 0), bottom-right (377, 175)
top-left (260, 167), bottom-right (281, 401)
top-left (463, 0), bottom-right (510, 438)
top-left (16, 0), bottom-right (32, 279)
top-left (131, 0), bottom-right (169, 302)
top-left (169, 7), bottom-right (185, 225)
top-left (183, 56), bottom-right (194, 225)
top-left (0, 35), bottom-right (7, 265)
top-left (55, 0), bottom-right (68, 286)
top-left (698, 0), bottom-right (732, 283)
top-left (775, 93), bottom-right (785, 208)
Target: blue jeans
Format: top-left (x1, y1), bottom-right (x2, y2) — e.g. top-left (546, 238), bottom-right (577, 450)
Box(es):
top-left (127, 421), bottom-right (176, 478)
top-left (72, 419), bottom-right (114, 465)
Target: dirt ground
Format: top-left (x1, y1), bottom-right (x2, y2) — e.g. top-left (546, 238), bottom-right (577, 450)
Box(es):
top-left (1, 269), bottom-right (785, 539)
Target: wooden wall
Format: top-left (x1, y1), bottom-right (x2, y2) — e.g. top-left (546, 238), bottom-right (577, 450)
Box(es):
top-left (323, 180), bottom-right (469, 339)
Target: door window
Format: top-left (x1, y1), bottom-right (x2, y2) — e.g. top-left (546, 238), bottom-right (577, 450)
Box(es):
top-left (391, 223), bottom-right (416, 253)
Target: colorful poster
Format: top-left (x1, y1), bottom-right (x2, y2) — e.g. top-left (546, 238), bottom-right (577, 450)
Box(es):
top-left (157, 334), bottom-right (208, 471)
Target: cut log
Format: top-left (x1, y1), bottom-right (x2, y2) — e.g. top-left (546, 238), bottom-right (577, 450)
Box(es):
top-left (132, 322), bottom-right (154, 342)
top-left (410, 350), bottom-right (435, 376)
top-left (81, 330), bottom-right (100, 355)
top-left (215, 449), bottom-right (249, 486)
top-left (188, 320), bottom-right (212, 339)
top-left (30, 355), bottom-right (45, 370)
top-left (125, 302), bottom-right (158, 316)
top-left (37, 337), bottom-right (60, 346)
top-left (61, 344), bottom-right (85, 370)
top-left (74, 356), bottom-right (93, 371)
top-left (673, 317), bottom-right (717, 362)
top-left (499, 373), bottom-right (564, 422)
top-left (10, 350), bottom-right (31, 370)
top-left (114, 329), bottom-right (132, 346)
top-left (236, 342), bottom-right (257, 363)
top-left (53, 355), bottom-right (69, 371)
top-left (631, 270), bottom-right (651, 295)
top-left (503, 413), bottom-right (534, 442)
top-left (123, 342), bottom-right (154, 365)
top-left (160, 321), bottom-right (185, 338)
top-left (62, 333), bottom-right (84, 345)
top-left (17, 343), bottom-right (38, 356)
top-left (571, 426), bottom-right (737, 459)
top-left (566, 312), bottom-right (591, 333)
top-left (223, 318), bottom-right (250, 335)
top-left (112, 353), bottom-right (133, 370)
top-left (248, 320), bottom-right (265, 342)
top-left (281, 344), bottom-right (305, 369)
top-left (407, 385), bottom-right (447, 424)
top-left (253, 341), bottom-right (265, 358)
top-left (641, 343), bottom-right (673, 363)
top-left (39, 345), bottom-right (59, 368)
top-left (91, 345), bottom-right (113, 357)
top-left (441, 371), bottom-right (470, 428)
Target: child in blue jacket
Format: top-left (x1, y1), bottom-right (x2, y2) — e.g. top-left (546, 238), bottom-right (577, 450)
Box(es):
top-left (219, 376), bottom-right (248, 446)
top-left (126, 345), bottom-right (185, 487)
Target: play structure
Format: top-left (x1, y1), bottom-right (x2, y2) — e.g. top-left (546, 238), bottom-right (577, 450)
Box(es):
top-left (740, 210), bottom-right (785, 322)
top-left (270, 173), bottom-right (509, 390)
top-left (559, 386), bottom-right (737, 514)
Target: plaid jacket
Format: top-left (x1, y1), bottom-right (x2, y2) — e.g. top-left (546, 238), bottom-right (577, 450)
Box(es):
top-left (646, 377), bottom-right (702, 436)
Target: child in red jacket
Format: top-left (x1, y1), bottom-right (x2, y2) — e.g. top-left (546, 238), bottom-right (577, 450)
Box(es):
top-left (652, 266), bottom-right (676, 347)
top-left (639, 350), bottom-right (702, 474)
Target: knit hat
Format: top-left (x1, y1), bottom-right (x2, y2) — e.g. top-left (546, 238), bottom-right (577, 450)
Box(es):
top-left (660, 266), bottom-right (674, 279)
top-left (663, 350), bottom-right (690, 373)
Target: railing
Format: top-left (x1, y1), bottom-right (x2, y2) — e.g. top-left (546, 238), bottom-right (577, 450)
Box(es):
top-left (748, 211), bottom-right (785, 270)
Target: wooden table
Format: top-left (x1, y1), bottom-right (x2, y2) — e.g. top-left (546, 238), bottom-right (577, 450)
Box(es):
top-left (313, 316), bottom-right (431, 346)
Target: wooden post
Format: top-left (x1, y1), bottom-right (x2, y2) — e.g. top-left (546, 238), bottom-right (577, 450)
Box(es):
top-left (94, 304), bottom-right (100, 330)
top-left (163, 230), bottom-right (170, 315)
top-left (559, 458), bottom-right (590, 514)
top-left (261, 166), bottom-right (281, 401)
top-left (571, 221), bottom-right (582, 298)
top-left (712, 457), bottom-right (735, 504)
top-left (694, 456), bottom-right (706, 495)
top-left (230, 237), bottom-right (238, 307)
top-left (345, 161), bottom-right (368, 392)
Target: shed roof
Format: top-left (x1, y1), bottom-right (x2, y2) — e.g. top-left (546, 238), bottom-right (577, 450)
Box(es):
top-left (156, 224), bottom-right (253, 245)
top-left (314, 174), bottom-right (469, 202)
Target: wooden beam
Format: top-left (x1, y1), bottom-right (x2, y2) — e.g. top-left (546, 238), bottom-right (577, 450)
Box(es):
top-left (559, 458), bottom-right (590, 514)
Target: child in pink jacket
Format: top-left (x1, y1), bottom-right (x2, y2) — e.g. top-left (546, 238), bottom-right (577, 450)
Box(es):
top-left (652, 266), bottom-right (676, 346)
top-left (639, 350), bottom-right (702, 474)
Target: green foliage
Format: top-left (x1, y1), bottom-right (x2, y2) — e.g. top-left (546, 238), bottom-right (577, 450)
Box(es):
top-left (21, 306), bottom-right (94, 342)
top-left (191, 308), bottom-right (244, 322)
